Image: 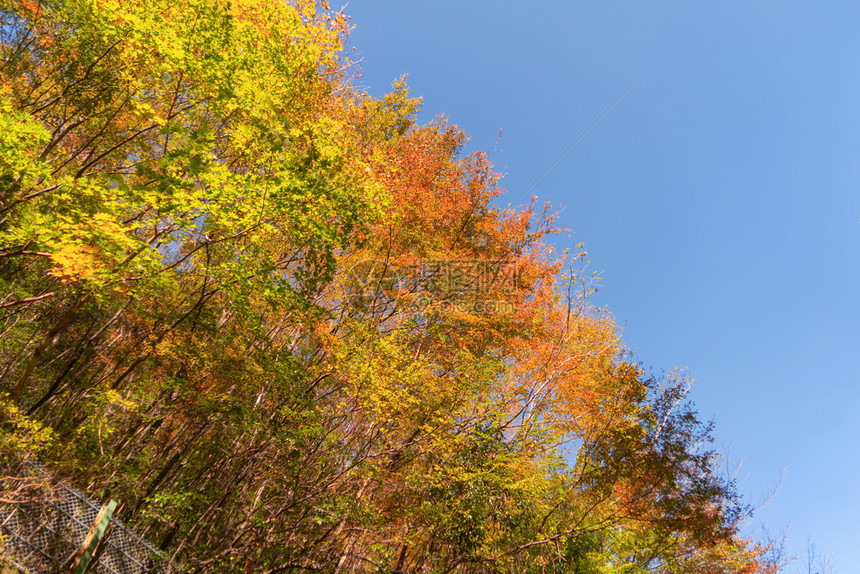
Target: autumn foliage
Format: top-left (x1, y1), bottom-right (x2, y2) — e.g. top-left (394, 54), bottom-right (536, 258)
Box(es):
top-left (0, 0), bottom-right (781, 572)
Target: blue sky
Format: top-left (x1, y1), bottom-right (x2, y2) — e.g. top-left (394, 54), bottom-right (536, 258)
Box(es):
top-left (344, 1), bottom-right (860, 570)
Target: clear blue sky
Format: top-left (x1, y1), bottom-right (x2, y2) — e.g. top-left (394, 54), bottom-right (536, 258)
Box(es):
top-left (344, 1), bottom-right (860, 570)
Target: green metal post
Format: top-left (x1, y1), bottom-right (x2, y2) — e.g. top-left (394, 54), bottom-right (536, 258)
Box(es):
top-left (72, 500), bottom-right (117, 574)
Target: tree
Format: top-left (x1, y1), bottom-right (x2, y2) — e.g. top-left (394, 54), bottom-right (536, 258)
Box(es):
top-left (0, 0), bottom-right (782, 571)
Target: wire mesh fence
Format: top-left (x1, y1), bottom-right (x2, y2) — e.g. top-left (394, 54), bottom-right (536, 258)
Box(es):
top-left (0, 460), bottom-right (181, 574)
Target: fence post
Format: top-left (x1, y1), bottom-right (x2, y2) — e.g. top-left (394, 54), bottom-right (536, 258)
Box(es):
top-left (71, 500), bottom-right (117, 574)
